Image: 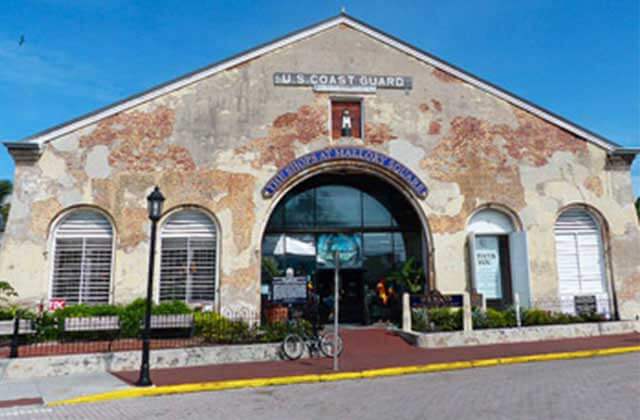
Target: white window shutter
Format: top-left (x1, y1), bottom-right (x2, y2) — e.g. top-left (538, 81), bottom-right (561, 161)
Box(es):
top-left (160, 210), bottom-right (217, 303)
top-left (554, 209), bottom-right (608, 312)
top-left (52, 211), bottom-right (113, 304)
top-left (467, 232), bottom-right (478, 292)
top-left (509, 231), bottom-right (531, 308)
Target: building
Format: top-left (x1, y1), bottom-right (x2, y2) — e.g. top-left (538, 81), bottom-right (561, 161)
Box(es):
top-left (1, 14), bottom-right (639, 321)
top-left (0, 214), bottom-right (4, 247)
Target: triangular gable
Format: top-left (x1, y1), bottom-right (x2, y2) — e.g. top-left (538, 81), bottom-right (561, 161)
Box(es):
top-left (10, 13), bottom-right (625, 151)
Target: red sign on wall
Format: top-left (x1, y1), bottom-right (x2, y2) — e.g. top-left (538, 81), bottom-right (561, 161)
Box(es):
top-left (49, 299), bottom-right (66, 311)
top-left (331, 101), bottom-right (361, 139)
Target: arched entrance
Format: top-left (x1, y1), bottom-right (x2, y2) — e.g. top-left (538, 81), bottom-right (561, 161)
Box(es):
top-left (261, 171), bottom-right (428, 324)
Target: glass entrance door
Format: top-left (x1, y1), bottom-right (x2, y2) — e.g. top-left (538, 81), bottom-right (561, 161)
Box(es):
top-left (316, 268), bottom-right (365, 324)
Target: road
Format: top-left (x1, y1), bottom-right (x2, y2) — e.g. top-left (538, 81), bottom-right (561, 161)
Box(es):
top-left (1, 353), bottom-right (638, 420)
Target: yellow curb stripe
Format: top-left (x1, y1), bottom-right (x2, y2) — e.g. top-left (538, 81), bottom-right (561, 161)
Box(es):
top-left (318, 372), bottom-right (363, 382)
top-left (361, 366), bottom-right (419, 378)
top-left (48, 345), bottom-right (640, 408)
top-left (470, 358), bottom-right (499, 368)
top-left (594, 345), bottom-right (640, 356)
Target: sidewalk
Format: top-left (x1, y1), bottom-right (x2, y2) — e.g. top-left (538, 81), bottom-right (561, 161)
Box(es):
top-left (1, 329), bottom-right (638, 409)
top-left (0, 372), bottom-right (130, 410)
top-left (112, 329), bottom-right (640, 386)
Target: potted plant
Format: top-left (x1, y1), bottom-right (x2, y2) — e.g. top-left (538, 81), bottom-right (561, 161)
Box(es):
top-left (264, 303), bottom-right (288, 324)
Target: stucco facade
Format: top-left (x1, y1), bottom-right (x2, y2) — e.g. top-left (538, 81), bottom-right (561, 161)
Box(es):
top-left (1, 15), bottom-right (639, 319)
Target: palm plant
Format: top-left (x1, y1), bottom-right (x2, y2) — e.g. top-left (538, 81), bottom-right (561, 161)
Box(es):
top-left (387, 257), bottom-right (425, 295)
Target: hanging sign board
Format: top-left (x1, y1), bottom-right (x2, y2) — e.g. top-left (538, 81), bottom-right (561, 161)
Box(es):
top-left (272, 276), bottom-right (308, 304)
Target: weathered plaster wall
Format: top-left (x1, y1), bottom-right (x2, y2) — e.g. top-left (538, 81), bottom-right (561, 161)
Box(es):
top-left (1, 25), bottom-right (638, 318)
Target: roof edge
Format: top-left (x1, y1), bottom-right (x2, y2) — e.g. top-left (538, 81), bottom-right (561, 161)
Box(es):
top-left (610, 148), bottom-right (640, 156)
top-left (4, 141), bottom-right (42, 164)
top-left (18, 13), bottom-right (623, 152)
top-left (20, 13), bottom-right (346, 145)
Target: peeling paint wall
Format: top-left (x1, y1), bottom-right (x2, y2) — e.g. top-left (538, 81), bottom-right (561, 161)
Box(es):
top-left (1, 25), bottom-right (638, 319)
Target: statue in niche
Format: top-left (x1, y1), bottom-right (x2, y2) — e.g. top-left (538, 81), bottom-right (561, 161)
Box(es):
top-left (341, 109), bottom-right (353, 137)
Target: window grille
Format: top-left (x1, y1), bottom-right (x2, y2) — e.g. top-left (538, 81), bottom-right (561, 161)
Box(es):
top-left (51, 211), bottom-right (113, 304)
top-left (159, 210), bottom-right (217, 303)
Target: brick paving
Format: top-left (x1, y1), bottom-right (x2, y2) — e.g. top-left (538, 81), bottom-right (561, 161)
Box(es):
top-left (112, 329), bottom-right (640, 386)
top-left (0, 398), bottom-right (43, 409)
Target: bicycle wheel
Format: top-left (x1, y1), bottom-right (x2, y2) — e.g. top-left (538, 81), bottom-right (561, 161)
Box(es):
top-left (319, 332), bottom-right (343, 358)
top-left (282, 334), bottom-right (305, 360)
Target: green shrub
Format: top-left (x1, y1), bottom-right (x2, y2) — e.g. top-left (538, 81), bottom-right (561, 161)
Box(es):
top-left (472, 306), bottom-right (518, 329)
top-left (0, 308), bottom-right (15, 321)
top-left (118, 299), bottom-right (193, 337)
top-left (411, 308), bottom-right (430, 332)
top-left (472, 307), bottom-right (488, 329)
top-left (48, 299), bottom-right (193, 338)
top-left (472, 307), bottom-right (607, 329)
top-left (521, 308), bottom-right (583, 326)
top-left (437, 306), bottom-right (612, 331)
top-left (53, 304), bottom-right (121, 319)
top-left (195, 312), bottom-right (255, 344)
top-left (485, 308), bottom-right (517, 329)
top-left (33, 311), bottom-right (59, 341)
top-left (154, 300), bottom-right (191, 315)
top-left (578, 311), bottom-right (606, 323)
top-left (429, 308), bottom-right (463, 331)
top-left (411, 307), bottom-right (463, 332)
top-left (259, 319), bottom-right (312, 343)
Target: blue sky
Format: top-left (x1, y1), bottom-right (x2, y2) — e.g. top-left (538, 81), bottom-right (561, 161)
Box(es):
top-left (1, 0), bottom-right (638, 196)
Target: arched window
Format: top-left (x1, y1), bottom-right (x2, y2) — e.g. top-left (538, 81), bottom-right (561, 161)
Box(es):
top-left (554, 208), bottom-right (607, 298)
top-left (51, 210), bottom-right (114, 304)
top-left (159, 209), bottom-right (217, 303)
top-left (467, 209), bottom-right (515, 308)
top-left (467, 208), bottom-right (531, 309)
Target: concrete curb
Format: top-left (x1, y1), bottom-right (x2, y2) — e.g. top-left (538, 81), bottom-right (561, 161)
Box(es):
top-left (48, 345), bottom-right (640, 407)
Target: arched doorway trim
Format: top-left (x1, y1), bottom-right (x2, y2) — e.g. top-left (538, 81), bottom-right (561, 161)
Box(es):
top-left (466, 203), bottom-right (524, 232)
top-left (261, 147), bottom-right (429, 200)
top-left (258, 160), bottom-right (435, 289)
top-left (259, 168), bottom-right (433, 324)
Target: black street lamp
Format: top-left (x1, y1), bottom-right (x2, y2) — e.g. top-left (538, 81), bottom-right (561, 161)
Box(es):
top-left (136, 186), bottom-right (165, 387)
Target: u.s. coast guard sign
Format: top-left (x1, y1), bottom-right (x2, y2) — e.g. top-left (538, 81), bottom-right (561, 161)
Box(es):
top-left (262, 147), bottom-right (428, 199)
top-left (274, 72), bottom-right (413, 92)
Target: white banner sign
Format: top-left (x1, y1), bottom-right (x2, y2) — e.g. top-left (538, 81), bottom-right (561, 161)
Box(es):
top-left (474, 237), bottom-right (503, 299)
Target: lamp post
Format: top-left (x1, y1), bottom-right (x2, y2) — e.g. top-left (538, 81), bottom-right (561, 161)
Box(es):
top-left (333, 250), bottom-right (340, 372)
top-left (136, 186), bottom-right (165, 387)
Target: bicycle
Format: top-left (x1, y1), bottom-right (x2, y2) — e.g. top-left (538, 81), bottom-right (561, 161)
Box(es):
top-left (281, 326), bottom-right (344, 360)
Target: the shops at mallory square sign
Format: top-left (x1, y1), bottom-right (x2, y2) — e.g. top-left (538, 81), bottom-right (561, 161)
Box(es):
top-left (273, 72), bottom-right (413, 90)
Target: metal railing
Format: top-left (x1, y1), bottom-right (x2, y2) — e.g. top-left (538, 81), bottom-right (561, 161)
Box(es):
top-left (0, 309), bottom-right (266, 359)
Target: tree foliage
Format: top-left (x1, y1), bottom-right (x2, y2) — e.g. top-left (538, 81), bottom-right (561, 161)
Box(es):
top-left (636, 197), bottom-right (640, 221)
top-left (0, 281), bottom-right (18, 306)
top-left (0, 179), bottom-right (12, 228)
